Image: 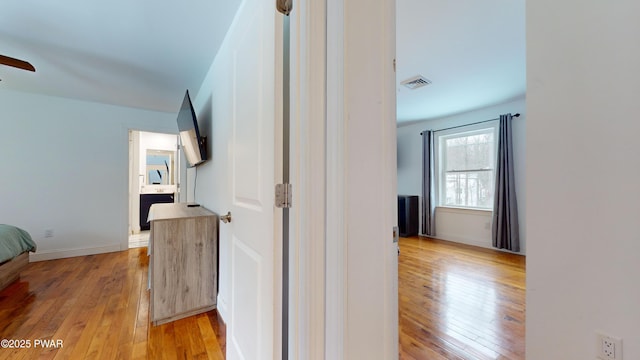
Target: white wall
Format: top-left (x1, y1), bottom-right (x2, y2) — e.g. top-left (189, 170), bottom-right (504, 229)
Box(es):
top-left (183, 5), bottom-right (240, 326)
top-left (527, 0), bottom-right (640, 358)
top-left (0, 89), bottom-right (176, 260)
top-left (397, 97), bottom-right (526, 253)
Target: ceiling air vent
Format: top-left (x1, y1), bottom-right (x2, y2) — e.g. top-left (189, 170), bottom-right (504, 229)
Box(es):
top-left (401, 75), bottom-right (432, 90)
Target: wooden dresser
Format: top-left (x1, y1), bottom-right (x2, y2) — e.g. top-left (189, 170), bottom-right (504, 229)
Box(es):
top-left (148, 203), bottom-right (218, 325)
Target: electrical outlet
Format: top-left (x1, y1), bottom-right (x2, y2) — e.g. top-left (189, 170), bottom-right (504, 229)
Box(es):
top-left (603, 337), bottom-right (615, 359)
top-left (597, 332), bottom-right (622, 360)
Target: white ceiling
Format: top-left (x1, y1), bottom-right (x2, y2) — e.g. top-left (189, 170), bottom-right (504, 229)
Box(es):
top-left (0, 0), bottom-right (241, 113)
top-left (0, 0), bottom-right (525, 121)
top-left (396, 0), bottom-right (525, 123)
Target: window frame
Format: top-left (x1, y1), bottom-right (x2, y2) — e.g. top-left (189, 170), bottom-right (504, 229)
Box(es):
top-left (434, 121), bottom-right (499, 211)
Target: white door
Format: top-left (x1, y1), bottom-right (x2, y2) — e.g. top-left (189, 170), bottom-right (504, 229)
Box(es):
top-left (224, 1), bottom-right (279, 359)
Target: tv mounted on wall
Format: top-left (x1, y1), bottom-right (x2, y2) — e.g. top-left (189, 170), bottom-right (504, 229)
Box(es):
top-left (176, 90), bottom-right (207, 167)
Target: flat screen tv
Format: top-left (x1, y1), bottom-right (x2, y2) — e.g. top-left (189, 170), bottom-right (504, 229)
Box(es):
top-left (176, 90), bottom-right (207, 167)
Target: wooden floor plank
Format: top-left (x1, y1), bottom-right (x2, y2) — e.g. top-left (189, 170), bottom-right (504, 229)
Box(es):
top-left (399, 236), bottom-right (526, 360)
top-left (197, 313), bottom-right (225, 360)
top-left (1, 236), bottom-right (524, 359)
top-left (0, 248), bottom-right (226, 360)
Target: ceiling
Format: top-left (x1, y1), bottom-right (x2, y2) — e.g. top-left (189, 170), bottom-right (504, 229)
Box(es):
top-left (0, 0), bottom-right (241, 113)
top-left (0, 0), bottom-right (525, 121)
top-left (396, 0), bottom-right (525, 124)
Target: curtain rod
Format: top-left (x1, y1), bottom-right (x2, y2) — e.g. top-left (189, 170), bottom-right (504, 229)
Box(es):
top-left (420, 113), bottom-right (520, 135)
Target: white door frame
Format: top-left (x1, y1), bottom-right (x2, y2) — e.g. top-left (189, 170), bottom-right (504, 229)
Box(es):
top-left (289, 0), bottom-right (398, 358)
top-left (287, 0), bottom-right (329, 358)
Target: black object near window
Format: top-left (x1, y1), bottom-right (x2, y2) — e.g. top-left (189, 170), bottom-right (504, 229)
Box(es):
top-left (398, 195), bottom-right (419, 237)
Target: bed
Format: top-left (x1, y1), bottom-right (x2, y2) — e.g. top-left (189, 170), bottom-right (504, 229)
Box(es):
top-left (0, 224), bottom-right (37, 291)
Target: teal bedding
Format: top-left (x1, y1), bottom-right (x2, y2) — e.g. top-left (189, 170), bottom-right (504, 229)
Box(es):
top-left (0, 225), bottom-right (36, 263)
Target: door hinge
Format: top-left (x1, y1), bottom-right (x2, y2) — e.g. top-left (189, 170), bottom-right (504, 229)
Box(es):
top-left (275, 183), bottom-right (293, 208)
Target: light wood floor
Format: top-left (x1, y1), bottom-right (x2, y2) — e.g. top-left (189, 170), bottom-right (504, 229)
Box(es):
top-left (399, 236), bottom-right (526, 360)
top-left (0, 238), bottom-right (524, 359)
top-left (0, 248), bottom-right (225, 360)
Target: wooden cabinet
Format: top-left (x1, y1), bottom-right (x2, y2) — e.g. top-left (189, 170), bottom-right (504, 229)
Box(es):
top-left (148, 203), bottom-right (217, 325)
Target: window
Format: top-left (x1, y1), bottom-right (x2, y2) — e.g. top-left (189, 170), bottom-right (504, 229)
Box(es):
top-left (436, 123), bottom-right (498, 210)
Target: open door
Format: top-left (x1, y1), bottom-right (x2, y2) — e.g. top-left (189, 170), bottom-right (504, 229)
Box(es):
top-left (220, 0), bottom-right (280, 359)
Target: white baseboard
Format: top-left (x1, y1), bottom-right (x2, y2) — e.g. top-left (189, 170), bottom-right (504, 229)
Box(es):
top-left (423, 233), bottom-right (525, 255)
top-left (29, 244), bottom-right (121, 262)
top-left (429, 233), bottom-right (491, 249)
top-left (216, 295), bottom-right (229, 325)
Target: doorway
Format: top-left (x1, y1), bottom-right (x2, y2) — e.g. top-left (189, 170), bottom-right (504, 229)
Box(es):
top-left (127, 130), bottom-right (181, 248)
top-left (394, 0), bottom-right (526, 357)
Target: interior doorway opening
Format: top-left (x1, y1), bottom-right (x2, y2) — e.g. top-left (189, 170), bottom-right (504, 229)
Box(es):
top-left (128, 130), bottom-right (181, 249)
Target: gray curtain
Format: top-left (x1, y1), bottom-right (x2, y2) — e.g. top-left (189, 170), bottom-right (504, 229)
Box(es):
top-left (492, 113), bottom-right (520, 251)
top-left (421, 130), bottom-right (436, 236)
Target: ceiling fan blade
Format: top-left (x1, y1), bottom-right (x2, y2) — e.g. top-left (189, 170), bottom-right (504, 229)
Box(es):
top-left (0, 54), bottom-right (36, 72)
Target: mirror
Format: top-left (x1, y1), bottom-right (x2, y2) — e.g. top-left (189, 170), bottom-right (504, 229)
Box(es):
top-left (146, 150), bottom-right (175, 185)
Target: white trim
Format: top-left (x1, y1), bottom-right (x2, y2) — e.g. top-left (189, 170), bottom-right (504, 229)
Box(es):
top-left (126, 128), bottom-right (140, 251)
top-left (216, 295), bottom-right (229, 324)
top-left (274, 9), bottom-right (284, 360)
top-left (296, 0), bottom-right (397, 358)
top-left (381, 0), bottom-right (399, 357)
top-left (287, 5), bottom-right (299, 360)
top-left (272, 6), bottom-right (285, 360)
top-left (289, 0), bottom-right (328, 358)
top-left (325, 0), bottom-right (346, 358)
top-left (29, 244), bottom-right (121, 262)
top-left (436, 206), bottom-right (493, 215)
top-left (430, 234), bottom-right (489, 249)
top-left (427, 234), bottom-right (522, 255)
